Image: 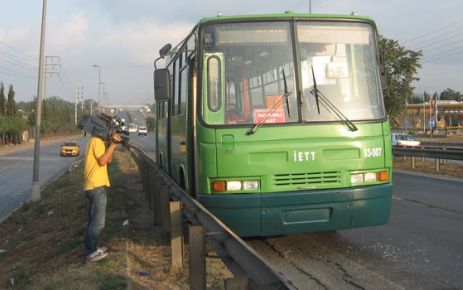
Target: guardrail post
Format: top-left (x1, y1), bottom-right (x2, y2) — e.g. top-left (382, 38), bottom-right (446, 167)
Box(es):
top-left (149, 174), bottom-right (155, 210)
top-left (160, 182), bottom-right (171, 232)
top-left (153, 174), bottom-right (161, 226)
top-left (435, 158), bottom-right (440, 172)
top-left (224, 277), bottom-right (250, 290)
top-left (170, 201), bottom-right (184, 270)
top-left (411, 156), bottom-right (416, 169)
top-left (189, 225), bottom-right (206, 290)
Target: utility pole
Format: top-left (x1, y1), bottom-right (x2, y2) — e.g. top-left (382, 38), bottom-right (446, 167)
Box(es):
top-left (309, 0), bottom-right (312, 13)
top-left (44, 56), bottom-right (60, 99)
top-left (90, 100), bottom-right (93, 116)
top-left (75, 86), bottom-right (83, 124)
top-left (81, 87), bottom-right (84, 112)
top-left (93, 64), bottom-right (101, 113)
top-left (31, 0), bottom-right (47, 202)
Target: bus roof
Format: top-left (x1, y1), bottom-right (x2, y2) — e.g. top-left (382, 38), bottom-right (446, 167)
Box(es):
top-left (199, 12), bottom-right (375, 25)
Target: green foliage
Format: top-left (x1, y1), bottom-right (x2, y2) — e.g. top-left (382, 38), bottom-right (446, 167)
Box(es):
top-left (6, 84), bottom-right (17, 116)
top-left (36, 96), bottom-right (78, 135)
top-left (0, 115), bottom-right (27, 134)
top-left (145, 116), bottom-right (155, 132)
top-left (379, 35), bottom-right (422, 127)
top-left (440, 88), bottom-right (460, 101)
top-left (0, 82), bottom-right (5, 115)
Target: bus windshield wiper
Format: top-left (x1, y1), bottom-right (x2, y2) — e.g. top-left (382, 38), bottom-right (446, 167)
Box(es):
top-left (247, 69), bottom-right (292, 135)
top-left (310, 65), bottom-right (358, 132)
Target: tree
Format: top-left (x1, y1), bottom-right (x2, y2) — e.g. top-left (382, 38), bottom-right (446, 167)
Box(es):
top-left (0, 82), bottom-right (5, 115)
top-left (145, 116), bottom-right (155, 132)
top-left (379, 35), bottom-right (422, 127)
top-left (440, 88), bottom-right (460, 101)
top-left (6, 84), bottom-right (16, 117)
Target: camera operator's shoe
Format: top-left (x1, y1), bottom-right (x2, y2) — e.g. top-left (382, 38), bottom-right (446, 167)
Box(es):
top-left (86, 248), bottom-right (108, 262)
top-left (98, 246), bottom-right (108, 254)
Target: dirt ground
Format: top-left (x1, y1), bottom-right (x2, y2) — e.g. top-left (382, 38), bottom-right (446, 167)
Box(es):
top-left (0, 147), bottom-right (230, 290)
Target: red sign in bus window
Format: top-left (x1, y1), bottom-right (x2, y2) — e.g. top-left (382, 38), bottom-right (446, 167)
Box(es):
top-left (253, 108), bottom-right (286, 124)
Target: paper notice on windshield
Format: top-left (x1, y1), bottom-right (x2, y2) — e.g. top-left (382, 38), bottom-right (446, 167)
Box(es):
top-left (253, 108), bottom-right (286, 124)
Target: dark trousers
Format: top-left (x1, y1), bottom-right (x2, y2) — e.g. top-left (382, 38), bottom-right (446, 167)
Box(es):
top-left (84, 187), bottom-right (107, 255)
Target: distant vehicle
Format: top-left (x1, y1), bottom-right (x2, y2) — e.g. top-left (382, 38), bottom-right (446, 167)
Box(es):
top-left (138, 126), bottom-right (148, 136)
top-left (391, 133), bottom-right (421, 147)
top-left (128, 123), bottom-right (138, 133)
top-left (60, 141), bottom-right (80, 157)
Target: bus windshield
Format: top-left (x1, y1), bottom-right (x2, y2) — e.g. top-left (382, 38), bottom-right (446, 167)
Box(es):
top-left (201, 20), bottom-right (385, 125)
top-left (298, 22), bottom-right (385, 122)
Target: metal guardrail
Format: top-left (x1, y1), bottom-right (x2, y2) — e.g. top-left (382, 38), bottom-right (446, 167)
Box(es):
top-left (393, 147), bottom-right (463, 160)
top-left (420, 142), bottom-right (463, 149)
top-left (127, 144), bottom-right (295, 290)
top-left (393, 145), bottom-right (463, 172)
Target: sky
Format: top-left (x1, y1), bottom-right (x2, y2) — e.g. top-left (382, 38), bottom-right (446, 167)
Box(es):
top-left (0, 0), bottom-right (462, 105)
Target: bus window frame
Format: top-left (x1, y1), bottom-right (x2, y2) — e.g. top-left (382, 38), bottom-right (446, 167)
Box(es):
top-left (196, 17), bottom-right (387, 128)
top-left (207, 55), bottom-right (222, 112)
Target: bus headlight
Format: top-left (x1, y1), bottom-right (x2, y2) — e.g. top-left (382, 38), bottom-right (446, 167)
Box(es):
top-left (350, 170), bottom-right (388, 185)
top-left (350, 174), bottom-right (364, 184)
top-left (242, 181), bottom-right (259, 190)
top-left (364, 172), bottom-right (377, 182)
top-left (226, 181), bottom-right (242, 191)
top-left (211, 180), bottom-right (260, 192)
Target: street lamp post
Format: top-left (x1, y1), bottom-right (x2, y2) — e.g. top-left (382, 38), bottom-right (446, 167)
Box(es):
top-left (93, 64), bottom-right (101, 113)
top-left (31, 0), bottom-right (47, 202)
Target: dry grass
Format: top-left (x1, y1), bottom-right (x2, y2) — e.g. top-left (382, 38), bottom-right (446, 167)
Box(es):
top-left (393, 156), bottom-right (463, 179)
top-left (0, 147), bottom-right (231, 290)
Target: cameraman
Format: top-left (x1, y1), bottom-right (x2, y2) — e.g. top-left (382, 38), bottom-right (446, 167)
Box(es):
top-left (83, 131), bottom-right (122, 262)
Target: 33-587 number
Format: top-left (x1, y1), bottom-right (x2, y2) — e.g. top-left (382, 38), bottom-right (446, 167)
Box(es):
top-left (364, 147), bottom-right (382, 158)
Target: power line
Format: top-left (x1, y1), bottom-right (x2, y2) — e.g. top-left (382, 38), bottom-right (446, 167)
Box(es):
top-left (0, 49), bottom-right (38, 69)
top-left (0, 40), bottom-right (38, 61)
top-left (0, 55), bottom-right (37, 71)
top-left (409, 30), bottom-right (463, 51)
top-left (403, 20), bottom-right (463, 45)
top-left (0, 64), bottom-right (35, 78)
top-left (422, 44), bottom-right (463, 63)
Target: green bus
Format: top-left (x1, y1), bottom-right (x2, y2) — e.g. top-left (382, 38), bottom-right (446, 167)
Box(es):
top-left (153, 12), bottom-right (392, 237)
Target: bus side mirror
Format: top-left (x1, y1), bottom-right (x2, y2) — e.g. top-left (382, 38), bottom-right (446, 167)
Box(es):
top-left (159, 43), bottom-right (172, 58)
top-left (154, 69), bottom-right (171, 101)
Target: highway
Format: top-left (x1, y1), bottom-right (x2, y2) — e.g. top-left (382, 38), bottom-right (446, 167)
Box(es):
top-left (0, 136), bottom-right (87, 222)
top-left (247, 171), bottom-right (463, 289)
top-left (129, 135), bottom-right (463, 289)
top-left (2, 132), bottom-right (460, 289)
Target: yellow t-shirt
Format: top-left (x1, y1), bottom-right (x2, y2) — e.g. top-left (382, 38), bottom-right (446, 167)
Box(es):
top-left (84, 137), bottom-right (110, 190)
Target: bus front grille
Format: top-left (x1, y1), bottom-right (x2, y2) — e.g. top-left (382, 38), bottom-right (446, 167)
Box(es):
top-left (272, 171), bottom-right (342, 189)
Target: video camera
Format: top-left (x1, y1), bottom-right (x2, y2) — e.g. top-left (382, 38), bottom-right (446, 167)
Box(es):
top-left (78, 113), bottom-right (130, 145)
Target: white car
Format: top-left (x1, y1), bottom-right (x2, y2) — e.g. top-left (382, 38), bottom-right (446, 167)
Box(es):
top-left (138, 126), bottom-right (148, 136)
top-left (391, 133), bottom-right (421, 147)
top-left (128, 124), bottom-right (138, 133)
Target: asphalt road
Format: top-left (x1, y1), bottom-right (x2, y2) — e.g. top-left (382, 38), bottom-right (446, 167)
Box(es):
top-left (0, 136), bottom-right (87, 222)
top-left (128, 133), bottom-right (155, 159)
top-left (248, 171), bottom-right (463, 290)
top-left (128, 135), bottom-right (463, 289)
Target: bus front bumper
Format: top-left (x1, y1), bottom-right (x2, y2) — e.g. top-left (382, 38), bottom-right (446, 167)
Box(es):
top-left (197, 183), bottom-right (392, 237)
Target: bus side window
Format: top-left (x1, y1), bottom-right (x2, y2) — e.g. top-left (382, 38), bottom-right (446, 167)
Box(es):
top-left (207, 56), bottom-right (222, 112)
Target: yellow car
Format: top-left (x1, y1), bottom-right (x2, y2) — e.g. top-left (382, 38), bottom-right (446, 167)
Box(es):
top-left (60, 141), bottom-right (80, 157)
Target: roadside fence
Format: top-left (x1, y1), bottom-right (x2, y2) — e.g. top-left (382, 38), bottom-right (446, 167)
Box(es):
top-left (127, 144), bottom-right (295, 290)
